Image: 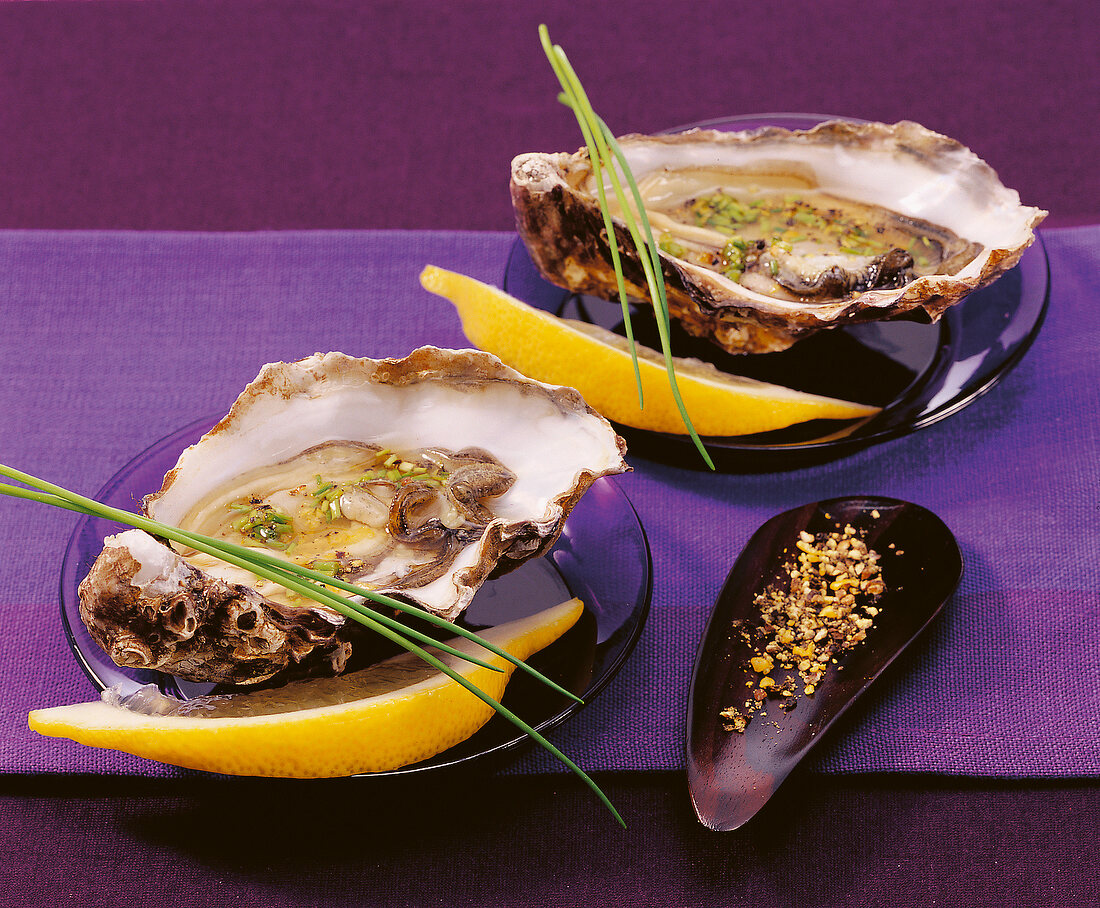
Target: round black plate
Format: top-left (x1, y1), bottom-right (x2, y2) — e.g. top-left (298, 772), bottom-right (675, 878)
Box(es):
top-left (59, 417), bottom-right (652, 775)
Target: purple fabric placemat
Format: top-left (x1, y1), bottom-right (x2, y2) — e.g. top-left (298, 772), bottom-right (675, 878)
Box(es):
top-left (1, 227), bottom-right (1097, 778)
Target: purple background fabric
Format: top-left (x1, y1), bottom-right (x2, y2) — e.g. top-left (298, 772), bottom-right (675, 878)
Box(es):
top-left (0, 0), bottom-right (1094, 233)
top-left (1, 227), bottom-right (1096, 779)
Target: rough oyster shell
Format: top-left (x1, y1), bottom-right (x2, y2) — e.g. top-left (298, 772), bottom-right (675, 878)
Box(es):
top-left (79, 529), bottom-right (352, 685)
top-left (511, 120), bottom-right (1046, 354)
top-left (79, 347), bottom-right (628, 685)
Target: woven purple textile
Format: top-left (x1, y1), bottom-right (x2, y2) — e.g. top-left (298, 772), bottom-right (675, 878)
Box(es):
top-left (1, 227), bottom-right (1097, 778)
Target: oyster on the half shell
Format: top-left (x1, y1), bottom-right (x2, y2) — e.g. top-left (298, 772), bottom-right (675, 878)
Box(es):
top-left (79, 348), bottom-right (628, 685)
top-left (511, 120), bottom-right (1046, 354)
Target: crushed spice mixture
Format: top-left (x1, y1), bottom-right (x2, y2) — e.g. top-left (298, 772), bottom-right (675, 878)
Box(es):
top-left (721, 521), bottom-right (886, 733)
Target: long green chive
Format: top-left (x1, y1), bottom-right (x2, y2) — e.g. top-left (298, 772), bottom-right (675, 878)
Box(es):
top-left (0, 467), bottom-right (575, 692)
top-left (539, 31), bottom-right (642, 409)
top-left (3, 482), bottom-right (500, 673)
top-left (0, 464), bottom-right (623, 825)
top-left (539, 25), bottom-right (714, 470)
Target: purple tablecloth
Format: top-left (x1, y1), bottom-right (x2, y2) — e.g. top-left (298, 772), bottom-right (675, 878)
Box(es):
top-left (1, 227), bottom-right (1097, 779)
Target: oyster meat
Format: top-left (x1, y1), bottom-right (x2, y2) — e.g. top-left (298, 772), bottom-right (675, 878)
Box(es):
top-left (511, 120), bottom-right (1046, 354)
top-left (79, 348), bottom-right (628, 684)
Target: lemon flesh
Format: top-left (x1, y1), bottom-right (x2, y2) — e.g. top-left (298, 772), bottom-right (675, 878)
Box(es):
top-left (29, 598), bottom-right (583, 778)
top-left (421, 265), bottom-right (880, 436)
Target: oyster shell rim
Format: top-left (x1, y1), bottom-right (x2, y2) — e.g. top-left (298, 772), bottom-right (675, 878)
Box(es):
top-left (510, 117), bottom-right (1047, 355)
top-left (140, 347), bottom-right (629, 622)
top-left (74, 346), bottom-right (630, 687)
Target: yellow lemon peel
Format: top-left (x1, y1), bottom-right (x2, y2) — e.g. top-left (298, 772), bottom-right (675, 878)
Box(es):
top-left (421, 265), bottom-right (880, 436)
top-left (29, 598), bottom-right (584, 778)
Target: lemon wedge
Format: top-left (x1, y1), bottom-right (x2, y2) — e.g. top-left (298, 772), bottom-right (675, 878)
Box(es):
top-left (29, 598), bottom-right (584, 777)
top-left (421, 265), bottom-right (880, 436)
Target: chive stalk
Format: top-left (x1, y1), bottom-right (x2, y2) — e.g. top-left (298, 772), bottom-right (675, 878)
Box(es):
top-left (2, 480), bottom-right (500, 673)
top-left (538, 25), bottom-right (714, 470)
top-left (539, 30), bottom-right (642, 408)
top-left (1, 465), bottom-right (577, 700)
top-left (0, 464), bottom-right (623, 825)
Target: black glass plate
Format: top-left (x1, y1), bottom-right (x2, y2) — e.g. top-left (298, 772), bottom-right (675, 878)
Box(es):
top-left (686, 496), bottom-right (962, 830)
top-left (503, 113), bottom-right (1050, 471)
top-left (59, 417), bottom-right (652, 776)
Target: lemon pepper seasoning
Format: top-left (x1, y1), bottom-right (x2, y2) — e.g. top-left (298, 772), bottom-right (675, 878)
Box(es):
top-left (720, 523), bottom-right (885, 732)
